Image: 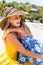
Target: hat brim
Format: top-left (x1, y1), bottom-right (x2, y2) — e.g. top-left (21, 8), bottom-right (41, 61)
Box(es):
top-left (7, 10), bottom-right (28, 17)
top-left (0, 17), bottom-right (8, 30)
top-left (0, 10), bottom-right (28, 30)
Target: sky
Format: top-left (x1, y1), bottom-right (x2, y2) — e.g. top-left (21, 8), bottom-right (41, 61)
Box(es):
top-left (0, 0), bottom-right (43, 6)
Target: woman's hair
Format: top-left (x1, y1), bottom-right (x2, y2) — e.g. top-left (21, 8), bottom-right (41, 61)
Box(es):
top-left (4, 15), bottom-right (25, 30)
top-left (4, 15), bottom-right (32, 37)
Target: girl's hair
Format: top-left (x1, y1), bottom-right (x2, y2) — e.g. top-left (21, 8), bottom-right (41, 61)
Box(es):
top-left (4, 15), bottom-right (32, 37)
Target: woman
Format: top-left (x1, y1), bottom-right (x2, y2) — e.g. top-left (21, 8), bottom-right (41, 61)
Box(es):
top-left (0, 8), bottom-right (43, 65)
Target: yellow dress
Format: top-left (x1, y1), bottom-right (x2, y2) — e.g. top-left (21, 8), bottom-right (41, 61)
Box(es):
top-left (0, 51), bottom-right (21, 65)
top-left (0, 42), bottom-right (21, 65)
top-left (5, 42), bottom-right (33, 65)
top-left (6, 42), bottom-right (18, 60)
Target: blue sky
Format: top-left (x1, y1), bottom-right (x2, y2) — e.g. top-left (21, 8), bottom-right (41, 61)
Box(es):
top-left (0, 0), bottom-right (43, 6)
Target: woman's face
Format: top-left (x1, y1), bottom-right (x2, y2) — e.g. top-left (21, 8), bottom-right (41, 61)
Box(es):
top-left (8, 15), bottom-right (21, 27)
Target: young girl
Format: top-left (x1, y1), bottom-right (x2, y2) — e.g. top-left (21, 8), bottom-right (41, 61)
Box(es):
top-left (0, 7), bottom-right (43, 65)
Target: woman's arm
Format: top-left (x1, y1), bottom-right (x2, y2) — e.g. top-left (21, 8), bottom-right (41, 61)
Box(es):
top-left (5, 32), bottom-right (43, 60)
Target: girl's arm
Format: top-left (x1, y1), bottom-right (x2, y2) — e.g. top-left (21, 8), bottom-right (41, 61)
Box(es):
top-left (3, 28), bottom-right (17, 39)
top-left (5, 32), bottom-right (43, 61)
top-left (3, 27), bottom-right (30, 39)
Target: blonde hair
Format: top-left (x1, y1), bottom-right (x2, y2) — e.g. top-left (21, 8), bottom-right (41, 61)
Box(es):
top-left (4, 15), bottom-right (25, 30)
top-left (3, 15), bottom-right (32, 37)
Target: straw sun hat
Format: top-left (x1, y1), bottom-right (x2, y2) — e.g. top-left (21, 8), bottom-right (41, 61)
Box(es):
top-left (0, 7), bottom-right (28, 30)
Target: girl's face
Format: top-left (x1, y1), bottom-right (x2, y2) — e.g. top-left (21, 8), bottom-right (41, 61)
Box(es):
top-left (8, 15), bottom-right (21, 27)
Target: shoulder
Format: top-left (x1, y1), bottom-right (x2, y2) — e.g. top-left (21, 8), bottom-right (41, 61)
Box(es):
top-left (5, 32), bottom-right (18, 43)
top-left (3, 31), bottom-right (17, 42)
top-left (6, 32), bottom-right (17, 39)
top-left (3, 28), bottom-right (18, 39)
